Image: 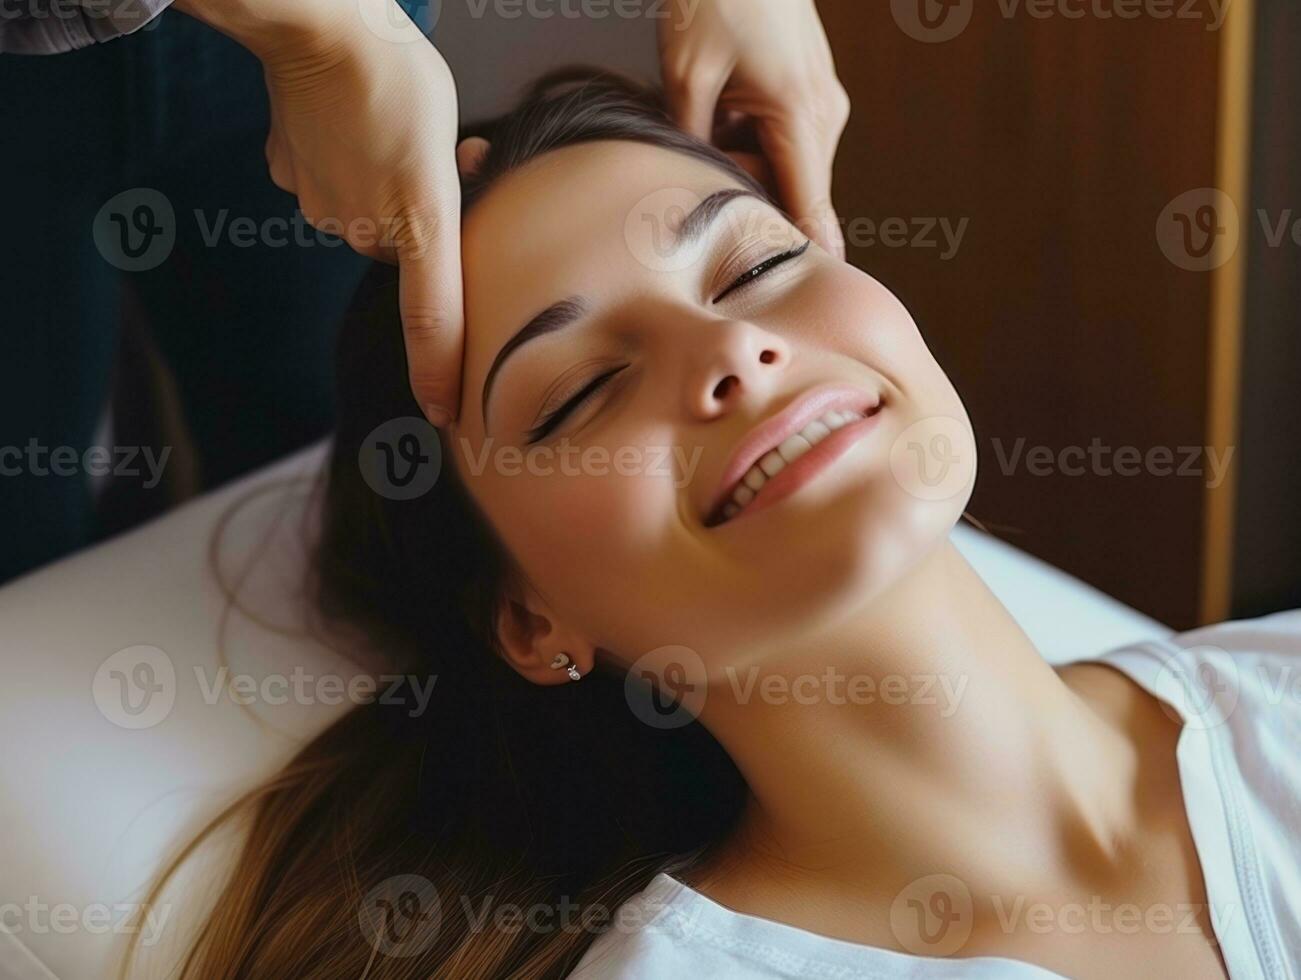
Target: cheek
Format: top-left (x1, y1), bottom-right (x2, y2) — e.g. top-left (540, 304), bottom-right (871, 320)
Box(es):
top-left (792, 264), bottom-right (969, 427)
top-left (729, 265), bottom-right (975, 608)
top-left (794, 266), bottom-right (928, 371)
top-left (484, 449), bottom-right (691, 627)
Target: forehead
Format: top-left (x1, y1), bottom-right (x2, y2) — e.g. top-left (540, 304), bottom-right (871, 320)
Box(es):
top-left (459, 141), bottom-right (750, 397)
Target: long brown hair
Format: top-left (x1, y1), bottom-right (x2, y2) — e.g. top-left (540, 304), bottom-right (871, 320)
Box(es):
top-left (122, 70), bottom-right (764, 979)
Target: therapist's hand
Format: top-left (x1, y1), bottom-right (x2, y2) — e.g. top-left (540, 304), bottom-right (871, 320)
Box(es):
top-left (658, 0), bottom-right (850, 258)
top-left (173, 0), bottom-right (463, 425)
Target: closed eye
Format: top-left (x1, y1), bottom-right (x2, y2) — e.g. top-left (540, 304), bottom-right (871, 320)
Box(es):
top-left (525, 366), bottom-right (626, 444)
top-left (712, 240), bottom-right (811, 303)
top-left (522, 240), bottom-right (809, 444)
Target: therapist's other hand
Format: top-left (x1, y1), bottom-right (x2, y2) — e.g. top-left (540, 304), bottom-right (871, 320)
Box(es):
top-left (658, 0), bottom-right (850, 259)
top-left (172, 0), bottom-right (463, 426)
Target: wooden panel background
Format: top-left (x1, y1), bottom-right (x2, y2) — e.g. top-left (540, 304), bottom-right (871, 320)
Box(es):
top-left (818, 2), bottom-right (1225, 628)
top-left (1232, 0), bottom-right (1301, 618)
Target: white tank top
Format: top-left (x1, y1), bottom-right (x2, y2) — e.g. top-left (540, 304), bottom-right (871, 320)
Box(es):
top-left (570, 609), bottom-right (1301, 979)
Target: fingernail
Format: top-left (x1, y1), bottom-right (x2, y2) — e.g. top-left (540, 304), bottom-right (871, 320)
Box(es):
top-left (423, 404), bottom-right (452, 428)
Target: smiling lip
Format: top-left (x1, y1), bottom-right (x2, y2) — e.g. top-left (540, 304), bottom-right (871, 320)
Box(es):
top-left (704, 384), bottom-right (882, 527)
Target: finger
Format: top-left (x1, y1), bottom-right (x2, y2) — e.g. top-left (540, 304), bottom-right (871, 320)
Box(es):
top-left (396, 205), bottom-right (465, 427)
top-left (456, 136), bottom-right (491, 180)
top-left (724, 150), bottom-right (776, 195)
top-left (265, 116), bottom-right (296, 195)
top-left (711, 108), bottom-right (750, 147)
top-left (266, 141), bottom-right (293, 194)
top-left (757, 114), bottom-right (845, 259)
top-left (663, 62), bottom-right (728, 142)
top-left (816, 202), bottom-right (846, 261)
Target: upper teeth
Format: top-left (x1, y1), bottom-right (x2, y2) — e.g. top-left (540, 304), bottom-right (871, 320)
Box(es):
top-left (719, 409), bottom-right (868, 522)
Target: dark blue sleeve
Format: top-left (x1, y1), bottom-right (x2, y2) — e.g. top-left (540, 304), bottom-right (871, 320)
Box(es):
top-left (0, 0), bottom-right (171, 55)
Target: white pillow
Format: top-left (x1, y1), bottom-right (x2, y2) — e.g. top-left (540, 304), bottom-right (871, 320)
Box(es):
top-left (0, 440), bottom-right (1170, 979)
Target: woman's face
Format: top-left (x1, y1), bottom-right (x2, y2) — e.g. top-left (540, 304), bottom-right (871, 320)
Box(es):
top-left (451, 139), bottom-right (976, 677)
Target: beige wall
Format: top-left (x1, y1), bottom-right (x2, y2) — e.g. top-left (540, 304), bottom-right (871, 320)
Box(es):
top-left (432, 0), bottom-right (661, 123)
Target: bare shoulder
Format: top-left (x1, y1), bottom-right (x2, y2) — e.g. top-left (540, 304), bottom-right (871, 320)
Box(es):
top-left (1058, 658), bottom-right (1151, 726)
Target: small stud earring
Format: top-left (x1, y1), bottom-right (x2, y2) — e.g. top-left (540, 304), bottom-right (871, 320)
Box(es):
top-left (549, 652), bottom-right (582, 681)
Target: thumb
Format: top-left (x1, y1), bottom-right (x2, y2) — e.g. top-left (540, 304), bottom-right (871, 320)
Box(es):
top-left (663, 64), bottom-right (728, 142)
top-left (396, 206), bottom-right (465, 427)
top-left (757, 115), bottom-right (845, 260)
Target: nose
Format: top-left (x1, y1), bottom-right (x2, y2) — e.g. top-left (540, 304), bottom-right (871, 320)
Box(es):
top-left (683, 318), bottom-right (791, 421)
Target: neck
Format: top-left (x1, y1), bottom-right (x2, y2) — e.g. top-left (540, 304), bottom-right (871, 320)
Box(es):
top-left (695, 537), bottom-right (1143, 902)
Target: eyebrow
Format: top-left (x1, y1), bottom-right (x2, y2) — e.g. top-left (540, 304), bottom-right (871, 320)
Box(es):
top-left (480, 187), bottom-right (765, 428)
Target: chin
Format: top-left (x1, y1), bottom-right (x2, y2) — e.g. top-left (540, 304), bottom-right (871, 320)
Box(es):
top-left (709, 484), bottom-right (963, 663)
top-left (865, 491), bottom-right (958, 569)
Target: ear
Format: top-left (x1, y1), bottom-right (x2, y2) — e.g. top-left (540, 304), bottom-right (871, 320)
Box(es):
top-left (456, 136), bottom-right (492, 180)
top-left (494, 582), bottom-right (596, 686)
